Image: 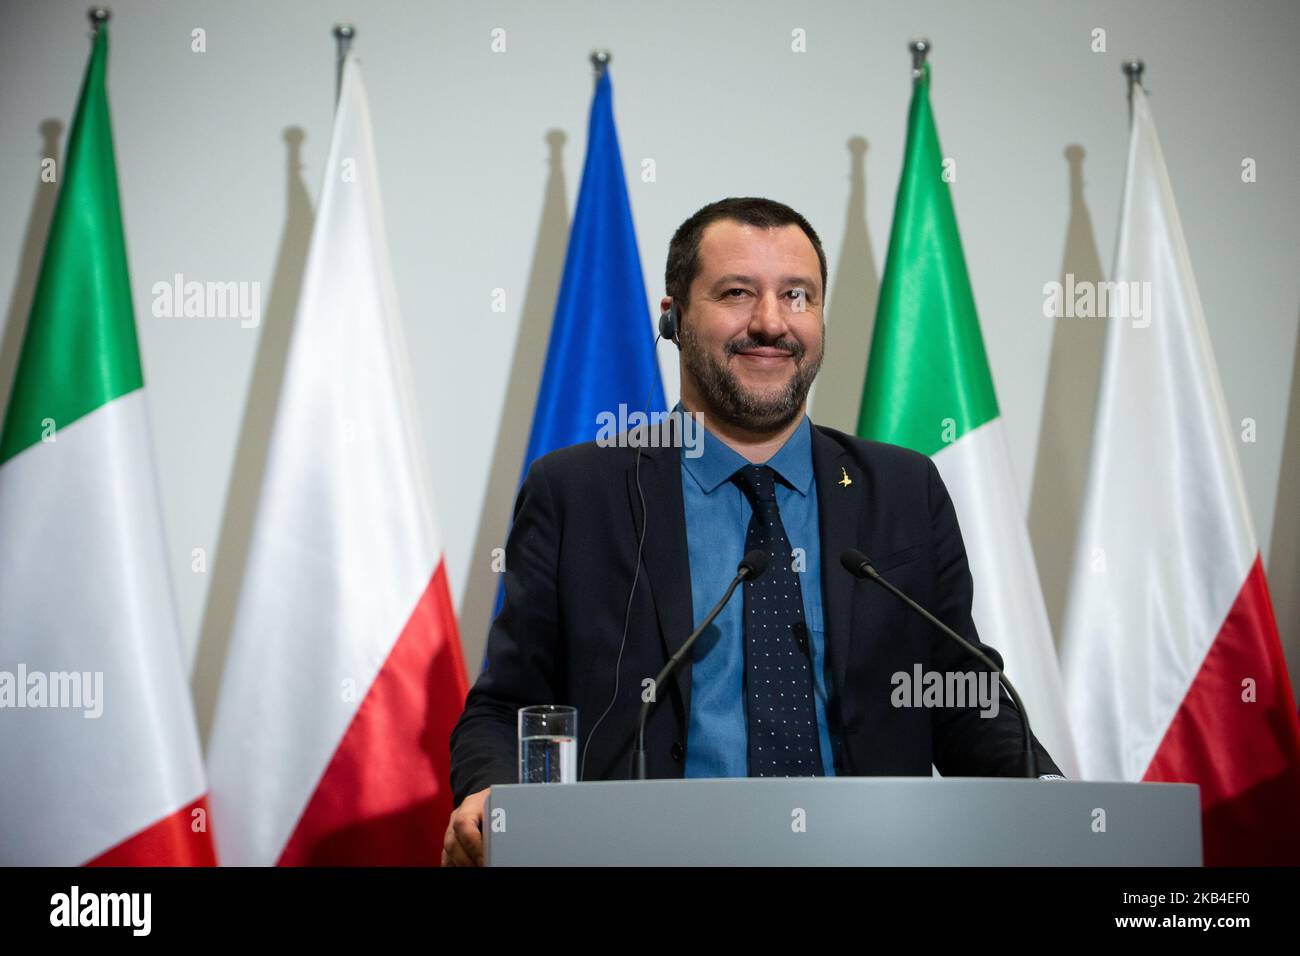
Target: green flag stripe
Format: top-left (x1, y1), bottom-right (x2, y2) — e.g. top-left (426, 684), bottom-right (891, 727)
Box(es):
top-left (0, 26), bottom-right (142, 466)
top-left (856, 64), bottom-right (999, 457)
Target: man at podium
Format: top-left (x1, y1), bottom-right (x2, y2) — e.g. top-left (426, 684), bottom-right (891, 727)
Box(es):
top-left (443, 197), bottom-right (1063, 866)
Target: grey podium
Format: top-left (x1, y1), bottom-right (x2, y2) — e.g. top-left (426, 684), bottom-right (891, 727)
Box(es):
top-left (484, 777), bottom-right (1201, 866)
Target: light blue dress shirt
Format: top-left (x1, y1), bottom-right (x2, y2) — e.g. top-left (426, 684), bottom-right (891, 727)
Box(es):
top-left (679, 409), bottom-right (842, 777)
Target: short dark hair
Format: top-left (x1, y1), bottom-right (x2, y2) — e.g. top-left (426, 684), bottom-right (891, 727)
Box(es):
top-left (664, 197), bottom-right (828, 312)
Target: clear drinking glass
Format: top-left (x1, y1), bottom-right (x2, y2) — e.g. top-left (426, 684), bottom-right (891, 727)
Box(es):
top-left (517, 704), bottom-right (577, 784)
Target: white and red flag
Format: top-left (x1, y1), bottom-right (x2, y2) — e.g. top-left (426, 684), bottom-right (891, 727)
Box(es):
top-left (1061, 81), bottom-right (1300, 865)
top-left (206, 54), bottom-right (468, 865)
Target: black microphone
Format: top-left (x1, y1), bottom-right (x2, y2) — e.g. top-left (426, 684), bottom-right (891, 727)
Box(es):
top-left (633, 549), bottom-right (769, 779)
top-left (839, 549), bottom-right (1038, 778)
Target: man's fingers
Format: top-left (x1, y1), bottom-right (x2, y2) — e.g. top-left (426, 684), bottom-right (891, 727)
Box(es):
top-left (442, 790), bottom-right (490, 867)
top-left (443, 824), bottom-right (474, 866)
top-left (452, 812), bottom-right (485, 866)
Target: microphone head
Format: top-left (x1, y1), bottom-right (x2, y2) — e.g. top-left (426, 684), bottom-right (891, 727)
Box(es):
top-left (739, 549), bottom-right (769, 581)
top-left (839, 549), bottom-right (872, 578)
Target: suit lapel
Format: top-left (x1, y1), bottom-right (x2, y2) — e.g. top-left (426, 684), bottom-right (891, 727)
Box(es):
top-left (812, 427), bottom-right (863, 706)
top-left (624, 422), bottom-right (695, 719)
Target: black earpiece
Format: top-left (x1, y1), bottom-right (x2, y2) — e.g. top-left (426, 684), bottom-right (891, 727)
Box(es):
top-left (658, 301), bottom-right (679, 344)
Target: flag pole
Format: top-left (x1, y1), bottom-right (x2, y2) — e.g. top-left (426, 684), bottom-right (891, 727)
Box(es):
top-left (333, 22), bottom-right (355, 104)
top-left (88, 5), bottom-right (109, 37)
top-left (590, 48), bottom-right (610, 84)
top-left (1122, 58), bottom-right (1145, 121)
top-left (909, 37), bottom-right (930, 79)
top-left (1122, 58), bottom-right (1145, 96)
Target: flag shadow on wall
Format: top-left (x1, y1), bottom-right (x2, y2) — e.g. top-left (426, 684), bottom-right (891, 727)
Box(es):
top-left (810, 135), bottom-right (880, 434)
top-left (458, 129), bottom-right (571, 681)
top-left (1027, 144), bottom-right (1107, 642)
top-left (192, 127), bottom-right (314, 746)
top-left (0, 120), bottom-right (63, 424)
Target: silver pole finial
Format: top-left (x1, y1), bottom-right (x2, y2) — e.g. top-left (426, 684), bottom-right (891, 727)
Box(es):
top-left (909, 38), bottom-right (930, 78)
top-left (333, 23), bottom-right (355, 103)
top-left (590, 49), bottom-right (611, 81)
top-left (1122, 58), bottom-right (1145, 93)
top-left (88, 7), bottom-right (110, 36)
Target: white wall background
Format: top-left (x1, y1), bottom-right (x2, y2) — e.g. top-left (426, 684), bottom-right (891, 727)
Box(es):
top-left (3, 0), bottom-right (1298, 741)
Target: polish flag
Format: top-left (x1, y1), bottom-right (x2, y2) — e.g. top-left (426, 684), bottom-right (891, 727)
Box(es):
top-left (206, 54), bottom-right (468, 865)
top-left (1061, 81), bottom-right (1300, 865)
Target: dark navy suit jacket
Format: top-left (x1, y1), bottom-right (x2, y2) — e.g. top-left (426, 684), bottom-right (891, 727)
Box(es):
top-left (449, 420), bottom-right (1062, 805)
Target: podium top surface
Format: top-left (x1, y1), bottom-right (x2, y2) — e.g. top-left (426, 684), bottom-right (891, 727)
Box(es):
top-left (485, 777), bottom-right (1201, 866)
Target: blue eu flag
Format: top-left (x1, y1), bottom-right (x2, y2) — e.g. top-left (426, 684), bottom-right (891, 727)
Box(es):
top-left (486, 67), bottom-right (666, 651)
top-left (523, 67), bottom-right (666, 468)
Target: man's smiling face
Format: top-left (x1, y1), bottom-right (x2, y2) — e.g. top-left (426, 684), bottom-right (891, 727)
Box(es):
top-left (674, 218), bottom-right (825, 433)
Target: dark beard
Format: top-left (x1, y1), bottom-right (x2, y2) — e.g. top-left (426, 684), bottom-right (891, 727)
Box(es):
top-left (680, 323), bottom-right (824, 433)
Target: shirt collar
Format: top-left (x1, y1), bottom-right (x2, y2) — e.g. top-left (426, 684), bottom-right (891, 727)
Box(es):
top-left (678, 402), bottom-right (814, 497)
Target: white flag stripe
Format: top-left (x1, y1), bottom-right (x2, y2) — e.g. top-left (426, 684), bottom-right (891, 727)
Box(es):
top-left (0, 392), bottom-right (206, 865)
top-left (933, 417), bottom-right (1080, 777)
top-left (206, 55), bottom-right (445, 866)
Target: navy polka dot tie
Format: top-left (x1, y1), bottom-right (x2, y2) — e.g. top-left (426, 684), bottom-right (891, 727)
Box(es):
top-left (733, 464), bottom-right (824, 777)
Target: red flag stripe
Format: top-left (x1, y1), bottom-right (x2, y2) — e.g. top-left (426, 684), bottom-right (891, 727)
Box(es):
top-left (85, 795), bottom-right (217, 866)
top-left (1144, 555), bottom-right (1300, 865)
top-left (276, 562), bottom-right (468, 866)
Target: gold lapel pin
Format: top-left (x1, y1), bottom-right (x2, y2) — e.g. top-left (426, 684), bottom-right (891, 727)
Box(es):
top-left (838, 466), bottom-right (852, 488)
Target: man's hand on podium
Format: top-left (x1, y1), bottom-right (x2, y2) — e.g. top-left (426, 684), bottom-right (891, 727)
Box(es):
top-left (441, 787), bottom-right (490, 866)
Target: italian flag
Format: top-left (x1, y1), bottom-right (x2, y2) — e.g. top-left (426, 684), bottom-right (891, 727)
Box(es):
top-left (857, 63), bottom-right (1079, 776)
top-left (1061, 81), bottom-right (1300, 865)
top-left (0, 25), bottom-right (215, 865)
top-left (205, 54), bottom-right (469, 865)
